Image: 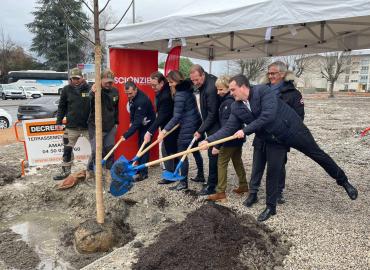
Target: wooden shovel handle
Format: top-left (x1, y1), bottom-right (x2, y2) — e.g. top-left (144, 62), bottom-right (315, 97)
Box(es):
top-left (103, 137), bottom-right (124, 161)
top-left (136, 140), bottom-right (147, 157)
top-left (144, 135), bottom-right (238, 168)
top-left (137, 124), bottom-right (180, 158)
top-left (179, 136), bottom-right (197, 163)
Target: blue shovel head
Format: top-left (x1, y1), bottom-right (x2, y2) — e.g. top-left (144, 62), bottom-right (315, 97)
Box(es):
top-left (109, 156), bottom-right (136, 197)
top-left (162, 160), bottom-right (186, 181)
top-left (162, 170), bottom-right (186, 181)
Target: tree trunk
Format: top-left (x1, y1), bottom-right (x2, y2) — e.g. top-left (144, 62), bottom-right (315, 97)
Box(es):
top-left (93, 0), bottom-right (104, 224)
top-left (328, 81), bottom-right (335, 98)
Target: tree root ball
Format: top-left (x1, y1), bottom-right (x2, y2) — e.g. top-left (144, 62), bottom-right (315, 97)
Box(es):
top-left (74, 218), bottom-right (115, 253)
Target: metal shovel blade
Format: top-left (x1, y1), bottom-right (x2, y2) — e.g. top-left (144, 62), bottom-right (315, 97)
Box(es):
top-left (110, 177), bottom-right (134, 197)
top-left (162, 170), bottom-right (186, 181)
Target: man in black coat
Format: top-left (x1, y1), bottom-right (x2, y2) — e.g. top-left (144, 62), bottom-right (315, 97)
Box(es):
top-left (200, 74), bottom-right (358, 222)
top-left (145, 71), bottom-right (179, 184)
top-left (190, 64), bottom-right (220, 195)
top-left (87, 69), bottom-right (119, 184)
top-left (122, 81), bottom-right (155, 181)
top-left (245, 61), bottom-right (305, 211)
top-left (53, 68), bottom-right (91, 181)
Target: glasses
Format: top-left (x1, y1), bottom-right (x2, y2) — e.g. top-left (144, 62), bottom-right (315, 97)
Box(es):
top-left (267, 72), bottom-right (280, 76)
top-left (71, 77), bottom-right (81, 80)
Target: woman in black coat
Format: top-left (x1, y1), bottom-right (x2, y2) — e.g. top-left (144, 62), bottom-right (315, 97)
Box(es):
top-left (158, 70), bottom-right (203, 191)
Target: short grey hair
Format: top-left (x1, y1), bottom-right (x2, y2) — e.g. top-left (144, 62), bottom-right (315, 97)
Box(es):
top-left (268, 61), bottom-right (288, 73)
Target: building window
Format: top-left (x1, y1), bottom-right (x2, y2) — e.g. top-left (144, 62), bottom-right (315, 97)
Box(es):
top-left (350, 80), bottom-right (358, 83)
top-left (345, 76), bottom-right (349, 83)
top-left (361, 60), bottom-right (369, 66)
top-left (352, 71), bottom-right (359, 74)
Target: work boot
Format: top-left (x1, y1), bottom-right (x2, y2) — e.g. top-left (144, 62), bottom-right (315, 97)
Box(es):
top-left (206, 192), bottom-right (227, 203)
top-left (232, 186), bottom-right (249, 195)
top-left (340, 181), bottom-right (358, 200)
top-left (190, 175), bottom-right (206, 183)
top-left (169, 180), bottom-right (188, 191)
top-left (243, 193), bottom-right (258, 207)
top-left (257, 206), bottom-right (276, 222)
top-left (53, 166), bottom-right (71, 181)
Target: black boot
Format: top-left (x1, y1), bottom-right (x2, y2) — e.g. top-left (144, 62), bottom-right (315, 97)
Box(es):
top-left (158, 179), bottom-right (172, 185)
top-left (53, 166), bottom-right (71, 181)
top-left (169, 180), bottom-right (188, 191)
top-left (340, 181), bottom-right (358, 200)
top-left (198, 185), bottom-right (215, 196)
top-left (190, 175), bottom-right (205, 183)
top-left (243, 193), bottom-right (258, 207)
top-left (257, 206), bottom-right (276, 222)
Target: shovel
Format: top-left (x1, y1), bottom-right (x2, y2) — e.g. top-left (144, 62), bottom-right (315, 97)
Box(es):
top-left (101, 137), bottom-right (124, 166)
top-left (110, 134), bottom-right (238, 197)
top-left (112, 124), bottom-right (180, 173)
top-left (162, 136), bottom-right (197, 181)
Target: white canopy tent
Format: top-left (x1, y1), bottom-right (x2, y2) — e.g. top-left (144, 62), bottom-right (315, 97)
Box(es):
top-left (107, 0), bottom-right (370, 60)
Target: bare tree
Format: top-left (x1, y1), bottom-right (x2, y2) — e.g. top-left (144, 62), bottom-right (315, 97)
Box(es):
top-left (231, 58), bottom-right (270, 82)
top-left (320, 51), bottom-right (349, 98)
top-left (0, 28), bottom-right (15, 78)
top-left (278, 54), bottom-right (315, 78)
top-left (60, 0), bottom-right (134, 224)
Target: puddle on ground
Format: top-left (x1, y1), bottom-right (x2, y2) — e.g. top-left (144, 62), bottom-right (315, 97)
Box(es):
top-left (1, 210), bottom-right (78, 270)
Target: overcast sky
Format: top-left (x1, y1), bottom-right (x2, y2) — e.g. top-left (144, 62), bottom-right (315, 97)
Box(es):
top-left (0, 0), bottom-right (225, 74)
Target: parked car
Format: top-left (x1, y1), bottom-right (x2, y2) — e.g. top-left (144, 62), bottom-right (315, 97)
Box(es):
top-left (0, 108), bottom-right (13, 129)
top-left (18, 86), bottom-right (43, 99)
top-left (17, 97), bottom-right (59, 120)
top-left (0, 84), bottom-right (26, 100)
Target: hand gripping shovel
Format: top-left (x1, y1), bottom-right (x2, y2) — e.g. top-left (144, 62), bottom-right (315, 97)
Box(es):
top-left (162, 136), bottom-right (197, 181)
top-left (101, 137), bottom-right (125, 166)
top-left (109, 124), bottom-right (179, 196)
top-left (110, 134), bottom-right (237, 197)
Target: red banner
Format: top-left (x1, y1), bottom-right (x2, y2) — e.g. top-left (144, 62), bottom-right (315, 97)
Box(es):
top-left (109, 48), bottom-right (158, 161)
top-left (164, 46), bottom-right (182, 76)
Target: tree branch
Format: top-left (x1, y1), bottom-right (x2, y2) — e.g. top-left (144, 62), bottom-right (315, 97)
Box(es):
top-left (99, 0), bottom-right (111, 14)
top-left (102, 0), bottom-right (133, 32)
top-left (81, 0), bottom-right (94, 14)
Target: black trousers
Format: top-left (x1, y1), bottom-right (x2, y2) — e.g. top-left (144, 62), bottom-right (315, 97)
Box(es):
top-left (138, 129), bottom-right (150, 176)
top-left (163, 128), bottom-right (179, 172)
top-left (249, 143), bottom-right (288, 208)
top-left (283, 126), bottom-right (348, 185)
top-left (249, 143), bottom-right (287, 195)
top-left (207, 148), bottom-right (218, 190)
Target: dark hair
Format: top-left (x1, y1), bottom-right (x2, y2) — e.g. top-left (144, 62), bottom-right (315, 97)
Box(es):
top-left (150, 71), bottom-right (167, 84)
top-left (167, 70), bottom-right (184, 83)
top-left (125, 81), bottom-right (137, 91)
top-left (230, 74), bottom-right (251, 88)
top-left (190, 64), bottom-right (205, 75)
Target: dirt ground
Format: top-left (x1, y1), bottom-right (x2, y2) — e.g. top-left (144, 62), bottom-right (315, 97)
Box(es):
top-left (0, 94), bottom-right (369, 270)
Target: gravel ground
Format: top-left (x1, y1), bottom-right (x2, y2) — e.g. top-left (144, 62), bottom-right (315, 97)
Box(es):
top-left (83, 96), bottom-right (370, 270)
top-left (0, 95), bottom-right (369, 270)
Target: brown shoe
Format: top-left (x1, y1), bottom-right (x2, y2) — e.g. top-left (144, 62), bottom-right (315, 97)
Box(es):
top-left (206, 192), bottom-right (227, 203)
top-left (232, 186), bottom-right (249, 195)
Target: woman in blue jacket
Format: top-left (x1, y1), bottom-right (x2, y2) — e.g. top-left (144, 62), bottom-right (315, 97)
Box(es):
top-left (158, 70), bottom-right (202, 191)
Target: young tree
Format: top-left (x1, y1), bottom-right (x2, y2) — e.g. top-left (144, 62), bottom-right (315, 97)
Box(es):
top-left (278, 54), bottom-right (315, 78)
top-left (27, 0), bottom-right (91, 71)
top-left (320, 51), bottom-right (349, 98)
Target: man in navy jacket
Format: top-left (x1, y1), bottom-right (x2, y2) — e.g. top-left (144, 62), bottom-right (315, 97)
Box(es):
top-left (122, 81), bottom-right (155, 181)
top-left (200, 74), bottom-right (358, 222)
